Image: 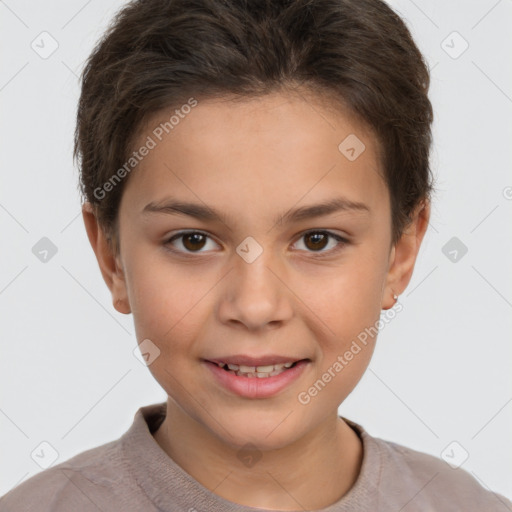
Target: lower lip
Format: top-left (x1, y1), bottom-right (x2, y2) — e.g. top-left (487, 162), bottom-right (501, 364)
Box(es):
top-left (204, 360), bottom-right (310, 399)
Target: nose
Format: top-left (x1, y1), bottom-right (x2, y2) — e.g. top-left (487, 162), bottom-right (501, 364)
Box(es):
top-left (216, 247), bottom-right (293, 331)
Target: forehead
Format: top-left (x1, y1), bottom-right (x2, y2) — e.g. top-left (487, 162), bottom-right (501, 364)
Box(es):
top-left (122, 91), bottom-right (388, 222)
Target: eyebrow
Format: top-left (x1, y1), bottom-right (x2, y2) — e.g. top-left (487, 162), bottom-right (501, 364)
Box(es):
top-left (142, 196), bottom-right (370, 225)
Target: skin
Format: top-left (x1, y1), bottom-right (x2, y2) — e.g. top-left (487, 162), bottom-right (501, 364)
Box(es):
top-left (83, 89), bottom-right (430, 510)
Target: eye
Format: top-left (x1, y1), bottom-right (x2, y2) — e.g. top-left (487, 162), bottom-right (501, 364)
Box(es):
top-left (163, 229), bottom-right (348, 257)
top-left (292, 230), bottom-right (348, 256)
top-left (164, 231), bottom-right (219, 254)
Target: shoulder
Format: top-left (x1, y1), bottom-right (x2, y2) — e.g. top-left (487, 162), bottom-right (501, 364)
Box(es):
top-left (0, 438), bottom-right (150, 512)
top-left (374, 434), bottom-right (512, 510)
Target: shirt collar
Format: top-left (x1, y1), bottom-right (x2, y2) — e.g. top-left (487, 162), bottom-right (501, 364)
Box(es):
top-left (120, 401), bottom-right (381, 511)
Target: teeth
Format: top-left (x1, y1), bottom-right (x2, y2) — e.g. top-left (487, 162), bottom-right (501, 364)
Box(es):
top-left (239, 365), bottom-right (256, 373)
top-left (256, 365), bottom-right (274, 372)
top-left (215, 361), bottom-right (297, 378)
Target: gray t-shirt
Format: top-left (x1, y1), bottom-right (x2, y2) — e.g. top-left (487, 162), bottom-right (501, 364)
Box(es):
top-left (1, 401), bottom-right (510, 511)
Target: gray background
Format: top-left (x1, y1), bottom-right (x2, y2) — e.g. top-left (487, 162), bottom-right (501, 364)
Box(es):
top-left (1, 0), bottom-right (511, 501)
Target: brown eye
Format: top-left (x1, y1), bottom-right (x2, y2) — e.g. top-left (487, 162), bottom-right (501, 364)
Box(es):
top-left (293, 230), bottom-right (348, 256)
top-left (182, 232), bottom-right (207, 251)
top-left (164, 231), bottom-right (217, 254)
top-left (304, 232), bottom-right (329, 251)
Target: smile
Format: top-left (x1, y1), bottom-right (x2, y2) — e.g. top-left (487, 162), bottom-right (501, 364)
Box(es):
top-left (204, 357), bottom-right (311, 398)
top-left (213, 361), bottom-right (296, 378)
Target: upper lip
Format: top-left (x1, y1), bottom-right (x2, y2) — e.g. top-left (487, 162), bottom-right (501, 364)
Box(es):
top-left (205, 355), bottom-right (309, 366)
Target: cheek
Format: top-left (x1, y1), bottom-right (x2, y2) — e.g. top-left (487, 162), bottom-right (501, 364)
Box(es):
top-left (307, 256), bottom-right (385, 334)
top-left (303, 253), bottom-right (385, 384)
top-left (124, 249), bottom-right (203, 345)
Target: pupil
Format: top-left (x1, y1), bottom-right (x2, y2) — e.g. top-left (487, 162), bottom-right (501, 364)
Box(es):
top-left (183, 233), bottom-right (206, 251)
top-left (306, 232), bottom-right (327, 251)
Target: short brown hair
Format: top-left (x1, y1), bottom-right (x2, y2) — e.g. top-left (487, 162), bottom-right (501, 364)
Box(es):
top-left (74, 0), bottom-right (435, 253)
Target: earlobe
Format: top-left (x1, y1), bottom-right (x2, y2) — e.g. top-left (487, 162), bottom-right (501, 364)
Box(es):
top-left (111, 258), bottom-right (131, 314)
top-left (114, 297), bottom-right (131, 315)
top-left (381, 200), bottom-right (431, 310)
top-left (381, 289), bottom-right (399, 311)
top-left (81, 202), bottom-right (131, 315)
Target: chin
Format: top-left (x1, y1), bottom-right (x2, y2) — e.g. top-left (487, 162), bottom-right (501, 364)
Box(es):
top-left (207, 405), bottom-right (311, 451)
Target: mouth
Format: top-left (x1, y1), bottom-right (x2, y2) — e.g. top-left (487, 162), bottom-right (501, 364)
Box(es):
top-left (207, 359), bottom-right (305, 379)
top-left (203, 355), bottom-right (311, 398)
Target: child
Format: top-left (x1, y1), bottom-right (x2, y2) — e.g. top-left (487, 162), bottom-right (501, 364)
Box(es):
top-left (1, 0), bottom-right (510, 510)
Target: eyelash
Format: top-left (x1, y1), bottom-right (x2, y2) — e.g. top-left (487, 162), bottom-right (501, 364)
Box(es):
top-left (163, 230), bottom-right (349, 258)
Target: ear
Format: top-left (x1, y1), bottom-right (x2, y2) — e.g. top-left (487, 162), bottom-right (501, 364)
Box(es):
top-left (82, 202), bottom-right (131, 314)
top-left (381, 200), bottom-right (431, 310)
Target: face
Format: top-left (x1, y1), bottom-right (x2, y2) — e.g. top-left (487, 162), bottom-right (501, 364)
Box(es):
top-left (86, 90), bottom-right (426, 450)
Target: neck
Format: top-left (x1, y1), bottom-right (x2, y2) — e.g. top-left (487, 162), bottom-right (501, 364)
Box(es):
top-left (152, 399), bottom-right (363, 510)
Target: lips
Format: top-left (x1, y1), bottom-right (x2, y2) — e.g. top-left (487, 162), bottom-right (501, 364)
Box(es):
top-left (204, 357), bottom-right (310, 398)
